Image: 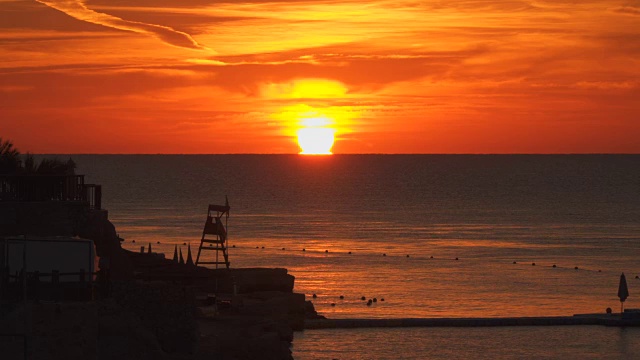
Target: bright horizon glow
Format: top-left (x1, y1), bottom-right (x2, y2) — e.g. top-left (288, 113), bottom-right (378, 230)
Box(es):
top-left (297, 127), bottom-right (335, 155)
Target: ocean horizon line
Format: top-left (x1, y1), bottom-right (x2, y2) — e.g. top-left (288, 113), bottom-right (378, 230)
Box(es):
top-left (29, 152), bottom-right (640, 156)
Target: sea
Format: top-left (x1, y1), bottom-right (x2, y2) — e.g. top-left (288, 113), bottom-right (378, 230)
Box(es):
top-left (69, 154), bottom-right (639, 359)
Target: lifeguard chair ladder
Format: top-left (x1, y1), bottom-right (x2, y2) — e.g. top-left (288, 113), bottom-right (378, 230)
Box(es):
top-left (195, 198), bottom-right (230, 269)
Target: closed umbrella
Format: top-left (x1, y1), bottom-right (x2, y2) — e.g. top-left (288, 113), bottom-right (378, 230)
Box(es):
top-left (618, 273), bottom-right (629, 314)
top-left (186, 244), bottom-right (195, 266)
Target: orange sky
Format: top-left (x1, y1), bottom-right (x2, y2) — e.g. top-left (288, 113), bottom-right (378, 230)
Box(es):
top-left (1, 0), bottom-right (639, 153)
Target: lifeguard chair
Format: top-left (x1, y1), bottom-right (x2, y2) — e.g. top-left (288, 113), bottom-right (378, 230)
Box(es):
top-left (195, 198), bottom-right (230, 268)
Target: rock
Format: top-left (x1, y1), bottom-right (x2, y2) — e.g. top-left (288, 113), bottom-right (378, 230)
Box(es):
top-left (305, 300), bottom-right (324, 320)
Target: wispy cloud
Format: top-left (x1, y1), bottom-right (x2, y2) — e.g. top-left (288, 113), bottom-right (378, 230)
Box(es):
top-left (614, 1), bottom-right (640, 16)
top-left (36, 0), bottom-right (210, 50)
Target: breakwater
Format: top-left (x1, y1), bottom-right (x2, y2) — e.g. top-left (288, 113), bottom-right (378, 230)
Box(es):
top-left (305, 314), bottom-right (640, 329)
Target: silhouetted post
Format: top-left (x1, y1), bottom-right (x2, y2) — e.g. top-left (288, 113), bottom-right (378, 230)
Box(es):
top-left (52, 270), bottom-right (60, 302)
top-left (79, 268), bottom-right (85, 300)
top-left (33, 271), bottom-right (40, 302)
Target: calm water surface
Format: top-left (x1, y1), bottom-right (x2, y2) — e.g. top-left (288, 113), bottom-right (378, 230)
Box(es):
top-left (293, 326), bottom-right (640, 360)
top-left (68, 154), bottom-right (640, 357)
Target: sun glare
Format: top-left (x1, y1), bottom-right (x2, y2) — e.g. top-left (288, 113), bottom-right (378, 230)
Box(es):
top-left (297, 127), bottom-right (335, 155)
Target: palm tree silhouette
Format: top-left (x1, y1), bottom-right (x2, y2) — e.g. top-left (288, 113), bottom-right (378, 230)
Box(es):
top-left (0, 137), bottom-right (21, 174)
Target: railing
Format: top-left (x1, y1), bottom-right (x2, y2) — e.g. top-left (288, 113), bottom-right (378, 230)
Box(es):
top-left (0, 175), bottom-right (101, 210)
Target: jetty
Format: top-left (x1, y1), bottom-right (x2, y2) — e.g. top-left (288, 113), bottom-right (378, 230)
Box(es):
top-left (305, 313), bottom-right (640, 329)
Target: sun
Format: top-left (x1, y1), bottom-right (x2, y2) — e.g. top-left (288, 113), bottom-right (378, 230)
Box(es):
top-left (297, 127), bottom-right (335, 155)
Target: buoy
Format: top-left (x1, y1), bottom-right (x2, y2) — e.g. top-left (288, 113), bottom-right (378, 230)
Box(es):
top-left (383, 253), bottom-right (386, 257)
top-left (532, 263), bottom-right (536, 266)
top-left (339, 295), bottom-right (344, 299)
top-left (635, 275), bottom-right (639, 279)
top-left (361, 296), bottom-right (366, 301)
top-left (599, 270), bottom-right (602, 272)
top-left (513, 261), bottom-right (517, 264)
top-left (232, 245), bottom-right (236, 248)
top-left (312, 294), bottom-right (317, 298)
top-left (367, 300), bottom-right (372, 306)
top-left (262, 246), bottom-right (265, 249)
top-left (430, 256), bottom-right (434, 259)
top-left (303, 248), bottom-right (306, 252)
top-left (331, 303), bottom-right (336, 307)
top-left (381, 298), bottom-right (385, 302)
top-left (348, 251), bottom-right (352, 254)
top-left (406, 255), bottom-right (410, 258)
top-left (552, 264), bottom-right (557, 268)
top-left (157, 241), bottom-right (160, 244)
top-left (183, 242), bottom-right (186, 245)
top-left (325, 250), bottom-right (329, 253)
top-left (373, 298), bottom-right (377, 303)
top-left (132, 240), bottom-right (136, 243)
top-left (575, 266), bottom-right (579, 270)
top-left (282, 247), bottom-right (285, 250)
top-left (256, 246), bottom-right (259, 249)
top-left (455, 257), bottom-right (459, 260)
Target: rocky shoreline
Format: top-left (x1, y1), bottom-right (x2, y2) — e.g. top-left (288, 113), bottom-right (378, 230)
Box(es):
top-left (123, 249), bottom-right (323, 359)
top-left (1, 200), bottom-right (321, 359)
top-left (1, 249), bottom-right (321, 360)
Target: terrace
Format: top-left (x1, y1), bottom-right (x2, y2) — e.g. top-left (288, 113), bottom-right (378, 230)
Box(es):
top-left (0, 174), bottom-right (101, 210)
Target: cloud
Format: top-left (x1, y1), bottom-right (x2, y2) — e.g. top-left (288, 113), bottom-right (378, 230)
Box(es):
top-left (614, 4), bottom-right (640, 15)
top-left (35, 0), bottom-right (210, 50)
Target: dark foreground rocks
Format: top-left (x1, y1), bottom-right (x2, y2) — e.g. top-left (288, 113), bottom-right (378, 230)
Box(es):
top-left (0, 248), bottom-right (319, 359)
top-left (1, 202), bottom-right (316, 359)
top-left (1, 300), bottom-right (178, 360)
top-left (125, 250), bottom-right (312, 359)
top-left (1, 267), bottom-right (315, 360)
